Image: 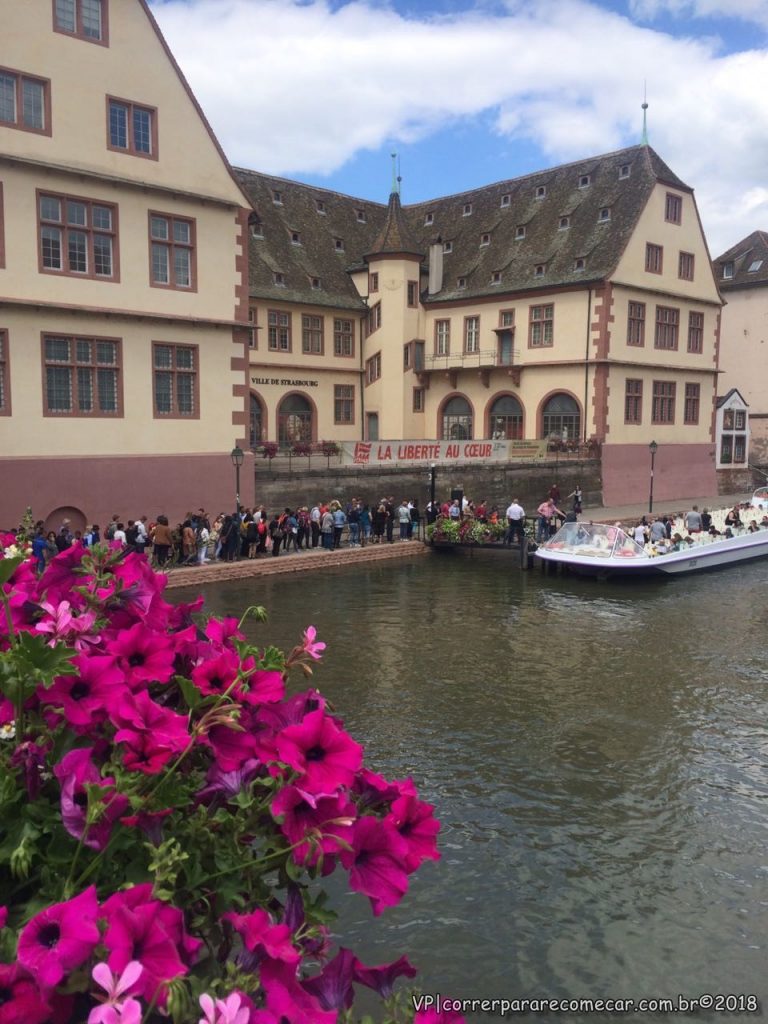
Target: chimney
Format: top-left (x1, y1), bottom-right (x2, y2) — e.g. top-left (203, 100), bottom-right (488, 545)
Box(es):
top-left (428, 242), bottom-right (443, 295)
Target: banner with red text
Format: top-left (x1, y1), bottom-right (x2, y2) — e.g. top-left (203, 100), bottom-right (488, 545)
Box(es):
top-left (340, 440), bottom-right (546, 466)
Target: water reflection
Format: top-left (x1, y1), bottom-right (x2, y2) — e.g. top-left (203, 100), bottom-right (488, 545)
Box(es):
top-left (173, 558), bottom-right (768, 1020)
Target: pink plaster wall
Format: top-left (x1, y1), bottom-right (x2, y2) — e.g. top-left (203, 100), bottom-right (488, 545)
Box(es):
top-left (601, 443), bottom-right (718, 506)
top-left (0, 452), bottom-right (255, 530)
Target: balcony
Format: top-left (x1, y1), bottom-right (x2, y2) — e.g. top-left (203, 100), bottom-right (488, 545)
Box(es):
top-left (418, 348), bottom-right (522, 388)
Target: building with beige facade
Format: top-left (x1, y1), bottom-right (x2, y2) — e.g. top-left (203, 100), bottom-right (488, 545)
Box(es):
top-left (237, 145), bottom-right (722, 504)
top-left (713, 230), bottom-right (768, 467)
top-left (0, 0), bottom-right (253, 531)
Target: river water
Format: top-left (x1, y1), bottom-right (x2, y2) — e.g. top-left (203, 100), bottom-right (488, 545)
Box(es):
top-left (174, 554), bottom-right (768, 1021)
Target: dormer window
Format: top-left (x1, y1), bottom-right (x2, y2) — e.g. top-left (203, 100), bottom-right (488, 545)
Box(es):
top-left (424, 211), bottom-right (434, 226)
top-left (558, 216), bottom-right (570, 230)
top-left (250, 220), bottom-right (263, 239)
top-left (501, 194), bottom-right (511, 208)
top-left (316, 199), bottom-right (326, 214)
top-left (574, 257), bottom-right (586, 271)
top-left (598, 207), bottom-right (611, 223)
top-left (534, 264), bottom-right (546, 277)
top-left (722, 262), bottom-right (734, 279)
top-left (290, 231), bottom-right (301, 245)
top-left (334, 238), bottom-right (344, 252)
top-left (274, 272), bottom-right (285, 287)
top-left (356, 209), bottom-right (366, 223)
top-left (535, 185), bottom-right (546, 199)
top-left (463, 203), bottom-right (473, 216)
top-left (748, 259), bottom-right (763, 272)
top-left (311, 276), bottom-right (321, 289)
top-left (443, 241), bottom-right (453, 254)
top-left (491, 271), bottom-right (502, 285)
top-left (619, 164), bottom-right (630, 179)
top-left (457, 276), bottom-right (467, 289)
top-left (272, 190), bottom-right (282, 205)
top-left (578, 175), bottom-right (591, 188)
top-left (515, 225), bottom-right (526, 240)
top-left (480, 233), bottom-right (491, 247)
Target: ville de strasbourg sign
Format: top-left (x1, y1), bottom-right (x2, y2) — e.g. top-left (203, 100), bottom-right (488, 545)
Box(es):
top-left (341, 440), bottom-right (546, 466)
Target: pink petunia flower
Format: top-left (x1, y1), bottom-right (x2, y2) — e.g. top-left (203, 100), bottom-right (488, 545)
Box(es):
top-left (260, 959), bottom-right (336, 1024)
top-left (302, 947), bottom-right (359, 1011)
top-left (42, 654), bottom-right (125, 732)
top-left (340, 817), bottom-right (410, 916)
top-left (17, 886), bottom-right (100, 989)
top-left (112, 691), bottom-right (190, 774)
top-left (223, 908), bottom-right (299, 965)
top-left (386, 790), bottom-right (441, 873)
top-left (54, 747), bottom-right (129, 850)
top-left (271, 785), bottom-right (356, 867)
top-left (301, 625), bottom-right (326, 661)
top-left (101, 902), bottom-right (188, 1008)
top-left (275, 709), bottom-right (363, 795)
top-left (0, 963), bottom-right (51, 1024)
top-left (354, 953), bottom-right (418, 999)
top-left (109, 621), bottom-right (176, 687)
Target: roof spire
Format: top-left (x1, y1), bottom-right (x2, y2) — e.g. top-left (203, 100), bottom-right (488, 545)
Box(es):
top-left (391, 152), bottom-right (400, 196)
top-left (641, 82), bottom-right (649, 145)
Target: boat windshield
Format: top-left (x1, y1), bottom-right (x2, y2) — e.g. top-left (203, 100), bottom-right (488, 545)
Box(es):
top-left (541, 522), bottom-right (648, 559)
top-left (751, 488), bottom-right (768, 509)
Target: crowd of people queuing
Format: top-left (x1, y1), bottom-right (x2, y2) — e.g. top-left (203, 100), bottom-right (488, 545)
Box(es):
top-left (24, 495), bottom-right (431, 574)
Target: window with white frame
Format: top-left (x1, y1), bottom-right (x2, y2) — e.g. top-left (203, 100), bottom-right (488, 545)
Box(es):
top-left (464, 316), bottom-right (480, 354)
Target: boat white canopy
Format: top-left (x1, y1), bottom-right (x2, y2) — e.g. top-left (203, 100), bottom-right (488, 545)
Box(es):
top-left (541, 522), bottom-right (650, 560)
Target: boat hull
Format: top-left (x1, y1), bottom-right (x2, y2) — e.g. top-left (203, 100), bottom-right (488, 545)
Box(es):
top-left (536, 529), bottom-right (768, 578)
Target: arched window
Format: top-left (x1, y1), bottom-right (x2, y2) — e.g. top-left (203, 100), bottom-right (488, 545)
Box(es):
top-left (489, 395), bottom-right (523, 439)
top-left (441, 396), bottom-right (472, 440)
top-left (542, 393), bottom-right (580, 441)
top-left (249, 393), bottom-right (264, 448)
top-left (278, 394), bottom-right (313, 445)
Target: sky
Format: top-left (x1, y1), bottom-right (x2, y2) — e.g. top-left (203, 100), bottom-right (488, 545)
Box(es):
top-left (149, 0), bottom-right (768, 258)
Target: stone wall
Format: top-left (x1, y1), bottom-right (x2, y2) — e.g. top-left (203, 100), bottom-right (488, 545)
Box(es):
top-left (249, 459), bottom-right (601, 513)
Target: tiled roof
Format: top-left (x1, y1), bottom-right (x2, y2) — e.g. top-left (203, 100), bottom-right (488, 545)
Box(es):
top-left (235, 145), bottom-right (689, 308)
top-left (713, 230), bottom-right (768, 291)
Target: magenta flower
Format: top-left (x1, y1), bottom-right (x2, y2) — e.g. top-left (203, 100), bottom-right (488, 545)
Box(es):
top-left (0, 963), bottom-right (50, 1024)
top-left (204, 616), bottom-right (243, 648)
top-left (242, 668), bottom-right (285, 706)
top-left (102, 902), bottom-right (188, 1008)
top-left (271, 785), bottom-right (356, 866)
top-left (275, 709), bottom-right (363, 794)
top-left (354, 953), bottom-right (418, 999)
top-left (195, 759), bottom-right (261, 806)
top-left (109, 621), bottom-right (176, 687)
top-left (191, 649), bottom-right (240, 698)
top-left (223, 908), bottom-right (299, 965)
top-left (260, 959), bottom-right (337, 1024)
top-left (54, 747), bottom-right (129, 850)
top-left (17, 885), bottom-right (100, 988)
top-left (112, 691), bottom-right (190, 774)
top-left (88, 960), bottom-right (143, 1024)
top-left (340, 817), bottom-right (410, 916)
top-left (386, 791), bottom-right (441, 873)
top-left (301, 625), bottom-right (326, 660)
top-left (42, 654), bottom-right (125, 731)
top-left (302, 947), bottom-right (359, 1011)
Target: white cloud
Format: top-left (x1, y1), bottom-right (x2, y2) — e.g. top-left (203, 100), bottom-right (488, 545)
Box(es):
top-left (628, 0), bottom-right (768, 30)
top-left (150, 0), bottom-right (768, 254)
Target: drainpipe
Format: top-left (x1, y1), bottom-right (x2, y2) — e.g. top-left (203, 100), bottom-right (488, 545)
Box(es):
top-left (583, 287), bottom-right (592, 442)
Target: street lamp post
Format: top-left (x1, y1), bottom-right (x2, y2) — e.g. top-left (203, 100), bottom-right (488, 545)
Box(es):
top-left (429, 463), bottom-right (436, 508)
top-left (648, 440), bottom-right (658, 513)
top-left (230, 445), bottom-right (244, 518)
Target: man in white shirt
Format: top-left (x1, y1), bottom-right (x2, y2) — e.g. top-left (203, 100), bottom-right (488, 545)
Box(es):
top-left (506, 499), bottom-right (525, 545)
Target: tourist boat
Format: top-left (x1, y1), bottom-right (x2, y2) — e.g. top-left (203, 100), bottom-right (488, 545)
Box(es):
top-left (750, 486), bottom-right (768, 512)
top-left (535, 519), bottom-right (768, 578)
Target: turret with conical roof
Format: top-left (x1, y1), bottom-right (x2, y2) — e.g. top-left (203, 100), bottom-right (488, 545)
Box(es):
top-left (365, 190), bottom-right (424, 262)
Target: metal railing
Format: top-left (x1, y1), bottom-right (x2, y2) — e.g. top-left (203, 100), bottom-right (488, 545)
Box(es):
top-left (423, 348), bottom-right (520, 371)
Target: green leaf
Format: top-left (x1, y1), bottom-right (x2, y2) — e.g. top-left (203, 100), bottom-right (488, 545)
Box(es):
top-left (0, 556), bottom-right (25, 587)
top-left (177, 676), bottom-right (203, 710)
top-left (12, 633), bottom-right (77, 689)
